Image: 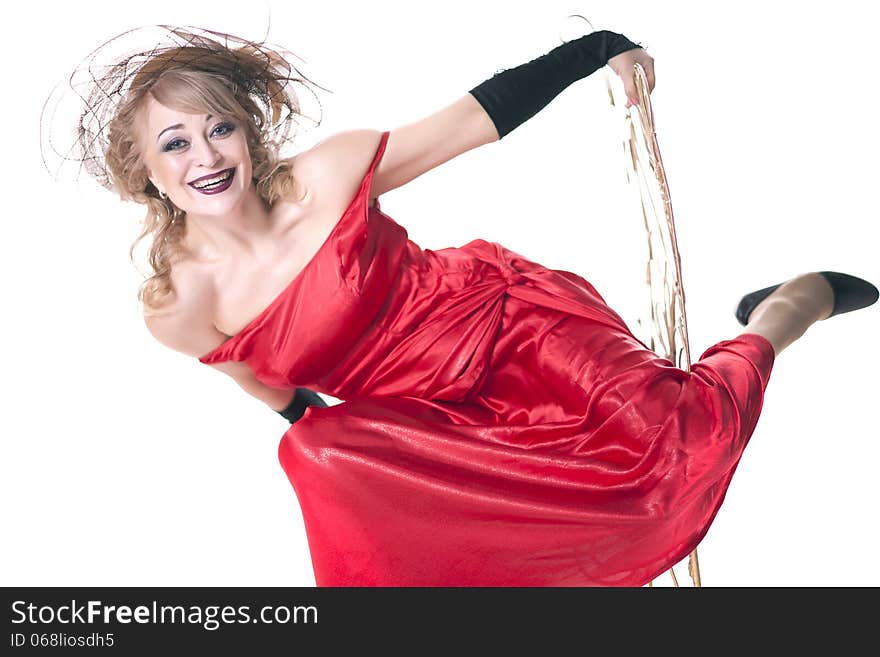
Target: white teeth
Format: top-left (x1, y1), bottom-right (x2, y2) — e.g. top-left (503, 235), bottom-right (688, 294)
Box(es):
top-left (192, 170), bottom-right (232, 189)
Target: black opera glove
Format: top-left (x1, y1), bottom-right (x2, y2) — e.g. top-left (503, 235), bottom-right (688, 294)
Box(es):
top-left (468, 30), bottom-right (643, 139)
top-left (276, 388), bottom-right (328, 424)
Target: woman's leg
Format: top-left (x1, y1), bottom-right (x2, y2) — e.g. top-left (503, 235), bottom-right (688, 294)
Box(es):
top-left (740, 272), bottom-right (835, 356)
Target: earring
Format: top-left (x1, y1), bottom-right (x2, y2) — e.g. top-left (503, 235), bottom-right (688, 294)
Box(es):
top-left (159, 190), bottom-right (167, 200)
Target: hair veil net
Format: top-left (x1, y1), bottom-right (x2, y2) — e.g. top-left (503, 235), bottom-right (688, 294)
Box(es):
top-left (40, 24), bottom-right (330, 192)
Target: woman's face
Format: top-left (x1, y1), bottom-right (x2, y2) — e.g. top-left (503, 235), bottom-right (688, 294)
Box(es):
top-left (138, 94), bottom-right (253, 215)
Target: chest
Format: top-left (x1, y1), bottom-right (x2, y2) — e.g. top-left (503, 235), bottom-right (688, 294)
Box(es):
top-left (210, 198), bottom-right (348, 338)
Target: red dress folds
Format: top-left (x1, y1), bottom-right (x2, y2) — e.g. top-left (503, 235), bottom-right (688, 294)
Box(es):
top-left (199, 131), bottom-right (776, 586)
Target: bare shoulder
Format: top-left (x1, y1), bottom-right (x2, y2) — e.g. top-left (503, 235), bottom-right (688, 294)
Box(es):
top-left (142, 261), bottom-right (226, 360)
top-left (143, 263), bottom-right (280, 387)
top-left (285, 94), bottom-right (496, 206)
top-left (285, 129), bottom-right (386, 208)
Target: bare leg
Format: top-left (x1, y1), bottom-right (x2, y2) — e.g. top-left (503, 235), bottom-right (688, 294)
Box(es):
top-left (740, 272), bottom-right (835, 357)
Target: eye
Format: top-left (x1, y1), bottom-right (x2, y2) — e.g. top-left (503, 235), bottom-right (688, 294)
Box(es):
top-left (163, 138), bottom-right (185, 152)
top-left (212, 121), bottom-right (235, 136)
top-left (162, 122), bottom-right (235, 152)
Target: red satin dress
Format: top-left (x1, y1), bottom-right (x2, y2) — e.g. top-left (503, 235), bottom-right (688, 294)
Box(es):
top-left (199, 130), bottom-right (776, 586)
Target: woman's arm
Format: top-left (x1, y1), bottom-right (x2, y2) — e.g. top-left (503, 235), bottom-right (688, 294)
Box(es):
top-left (301, 30), bottom-right (652, 204)
top-left (370, 92), bottom-right (499, 198)
top-left (298, 93), bottom-right (497, 205)
top-left (204, 359), bottom-right (300, 412)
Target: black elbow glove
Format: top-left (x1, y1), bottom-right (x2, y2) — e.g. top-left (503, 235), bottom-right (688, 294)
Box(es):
top-left (468, 30), bottom-right (643, 139)
top-left (277, 388), bottom-right (328, 424)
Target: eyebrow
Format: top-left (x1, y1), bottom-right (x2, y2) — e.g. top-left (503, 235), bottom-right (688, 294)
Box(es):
top-left (156, 114), bottom-right (214, 143)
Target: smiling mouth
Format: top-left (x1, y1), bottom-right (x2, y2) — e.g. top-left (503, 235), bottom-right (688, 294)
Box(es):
top-left (189, 168), bottom-right (235, 193)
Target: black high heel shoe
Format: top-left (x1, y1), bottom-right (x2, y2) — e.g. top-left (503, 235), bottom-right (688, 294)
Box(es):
top-left (735, 271), bottom-right (879, 326)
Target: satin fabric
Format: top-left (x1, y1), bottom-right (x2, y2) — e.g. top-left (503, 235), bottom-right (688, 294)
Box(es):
top-left (199, 131), bottom-right (776, 586)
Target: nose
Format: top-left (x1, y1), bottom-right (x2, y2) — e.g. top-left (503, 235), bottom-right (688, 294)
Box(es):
top-left (193, 135), bottom-right (222, 168)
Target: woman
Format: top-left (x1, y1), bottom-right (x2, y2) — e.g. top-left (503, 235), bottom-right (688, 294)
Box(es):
top-left (61, 25), bottom-right (877, 586)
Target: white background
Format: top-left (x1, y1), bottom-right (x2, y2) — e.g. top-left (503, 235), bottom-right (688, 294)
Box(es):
top-left (3, 0), bottom-right (878, 586)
